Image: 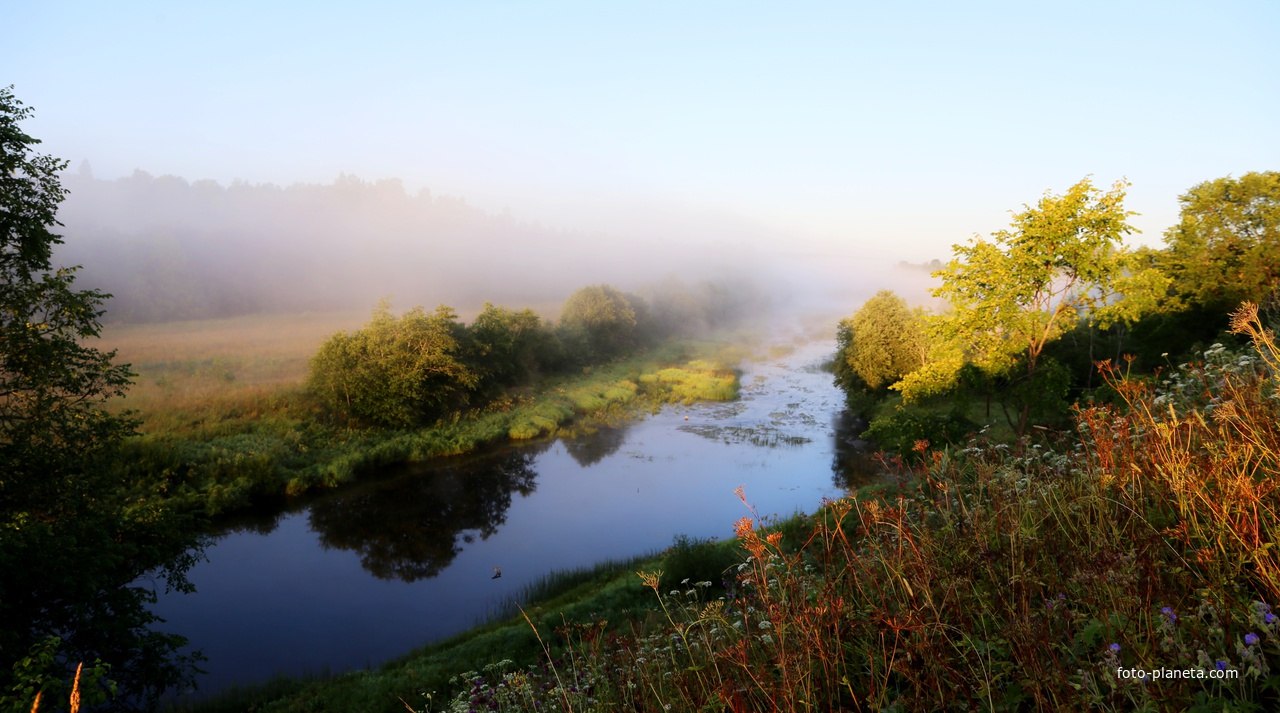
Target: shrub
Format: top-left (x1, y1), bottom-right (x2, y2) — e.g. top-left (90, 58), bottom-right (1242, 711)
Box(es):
top-left (863, 404), bottom-right (976, 460)
top-left (661, 534), bottom-right (740, 591)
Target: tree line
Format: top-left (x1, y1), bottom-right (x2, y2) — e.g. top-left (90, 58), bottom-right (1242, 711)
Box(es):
top-left (835, 173), bottom-right (1280, 455)
top-left (308, 279), bottom-right (764, 428)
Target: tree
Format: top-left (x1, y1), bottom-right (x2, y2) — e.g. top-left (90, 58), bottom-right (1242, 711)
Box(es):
top-left (558, 284), bottom-right (639, 363)
top-left (896, 177), bottom-right (1167, 436)
top-left (463, 302), bottom-right (550, 398)
top-left (1159, 172), bottom-right (1280, 312)
top-left (834, 290), bottom-right (927, 397)
top-left (1, 86), bottom-right (202, 709)
top-left (308, 300), bottom-right (477, 427)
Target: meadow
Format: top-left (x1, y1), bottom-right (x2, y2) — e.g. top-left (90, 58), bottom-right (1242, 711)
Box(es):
top-left (99, 311), bottom-right (367, 433)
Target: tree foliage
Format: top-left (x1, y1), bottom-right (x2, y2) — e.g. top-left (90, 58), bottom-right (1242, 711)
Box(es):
top-left (834, 290), bottom-right (927, 395)
top-left (463, 302), bottom-right (549, 398)
top-left (1159, 171), bottom-right (1280, 312)
top-left (896, 177), bottom-right (1167, 435)
top-left (558, 284), bottom-right (640, 363)
top-left (306, 279), bottom-right (757, 428)
top-left (308, 300), bottom-right (477, 428)
top-left (1, 86), bottom-right (202, 710)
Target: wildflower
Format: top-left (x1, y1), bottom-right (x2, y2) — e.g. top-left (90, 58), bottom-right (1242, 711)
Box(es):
top-left (1245, 633), bottom-right (1260, 647)
top-left (1268, 613), bottom-right (1276, 625)
top-left (637, 570), bottom-right (663, 592)
top-left (1216, 660), bottom-right (1228, 671)
top-left (1162, 607), bottom-right (1177, 622)
top-left (1110, 643), bottom-right (1121, 653)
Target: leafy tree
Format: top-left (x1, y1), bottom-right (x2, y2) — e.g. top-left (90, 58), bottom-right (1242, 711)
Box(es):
top-left (463, 302), bottom-right (550, 398)
top-left (896, 178), bottom-right (1167, 436)
top-left (1159, 171), bottom-right (1280, 312)
top-left (309, 300), bottom-right (477, 427)
top-left (558, 284), bottom-right (639, 363)
top-left (1, 86), bottom-right (202, 710)
top-left (834, 290), bottom-right (927, 397)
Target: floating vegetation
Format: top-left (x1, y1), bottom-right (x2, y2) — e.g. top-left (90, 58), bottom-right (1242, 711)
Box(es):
top-left (678, 423), bottom-right (811, 448)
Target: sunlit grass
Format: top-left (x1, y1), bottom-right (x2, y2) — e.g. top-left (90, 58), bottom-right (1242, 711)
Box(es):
top-left (99, 312), bottom-right (363, 433)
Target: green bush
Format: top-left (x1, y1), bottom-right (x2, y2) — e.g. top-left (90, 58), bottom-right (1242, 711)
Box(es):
top-left (863, 405), bottom-right (976, 461)
top-left (662, 534), bottom-right (742, 591)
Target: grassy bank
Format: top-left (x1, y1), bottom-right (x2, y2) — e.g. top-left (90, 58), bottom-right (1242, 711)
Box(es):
top-left (102, 315), bottom-right (745, 517)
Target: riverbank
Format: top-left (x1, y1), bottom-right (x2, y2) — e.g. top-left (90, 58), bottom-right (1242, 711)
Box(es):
top-left (106, 313), bottom-right (747, 518)
top-left (142, 334), bottom-right (858, 698)
top-left (166, 324), bottom-right (1280, 712)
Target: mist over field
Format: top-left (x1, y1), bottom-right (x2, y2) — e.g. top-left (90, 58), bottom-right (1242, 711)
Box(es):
top-left (54, 167), bottom-right (937, 325)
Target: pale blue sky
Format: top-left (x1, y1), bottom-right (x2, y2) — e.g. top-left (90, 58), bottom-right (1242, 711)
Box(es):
top-left (6, 1), bottom-right (1278, 260)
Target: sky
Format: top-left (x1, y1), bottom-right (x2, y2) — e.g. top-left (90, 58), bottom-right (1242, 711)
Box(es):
top-left (6, 1), bottom-right (1279, 262)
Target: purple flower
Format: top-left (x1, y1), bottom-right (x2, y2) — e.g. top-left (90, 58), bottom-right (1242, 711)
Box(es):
top-left (1216, 660), bottom-right (1228, 671)
top-left (1267, 612), bottom-right (1276, 625)
top-left (1109, 643), bottom-right (1121, 653)
top-left (1161, 607), bottom-right (1176, 621)
top-left (1245, 632), bottom-right (1260, 647)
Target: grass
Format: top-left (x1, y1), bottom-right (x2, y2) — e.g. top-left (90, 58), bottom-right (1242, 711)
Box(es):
top-left (100, 312), bottom-right (365, 431)
top-left (209, 303), bottom-right (1280, 712)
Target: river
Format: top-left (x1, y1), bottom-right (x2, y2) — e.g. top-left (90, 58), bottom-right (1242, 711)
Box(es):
top-left (147, 336), bottom-right (880, 695)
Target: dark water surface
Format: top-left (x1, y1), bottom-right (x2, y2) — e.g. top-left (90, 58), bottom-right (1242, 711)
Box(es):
top-left (148, 337), bottom-right (881, 694)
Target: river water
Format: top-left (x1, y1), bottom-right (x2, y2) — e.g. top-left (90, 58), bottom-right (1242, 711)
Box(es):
top-left (148, 336), bottom-right (880, 695)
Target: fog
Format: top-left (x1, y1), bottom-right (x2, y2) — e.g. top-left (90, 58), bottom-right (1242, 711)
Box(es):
top-left (54, 166), bottom-right (940, 326)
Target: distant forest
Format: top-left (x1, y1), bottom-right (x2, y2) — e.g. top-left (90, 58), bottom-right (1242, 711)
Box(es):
top-left (54, 169), bottom-right (700, 323)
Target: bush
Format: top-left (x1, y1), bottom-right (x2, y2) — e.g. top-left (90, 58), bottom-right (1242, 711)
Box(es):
top-left (308, 302), bottom-right (475, 427)
top-left (662, 534), bottom-right (741, 591)
top-left (863, 404), bottom-right (976, 461)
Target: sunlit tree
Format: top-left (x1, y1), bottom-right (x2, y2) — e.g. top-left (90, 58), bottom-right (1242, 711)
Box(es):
top-left (835, 290), bottom-right (927, 395)
top-left (1159, 171), bottom-right (1280, 312)
top-left (895, 177), bottom-right (1167, 436)
top-left (309, 300), bottom-right (477, 427)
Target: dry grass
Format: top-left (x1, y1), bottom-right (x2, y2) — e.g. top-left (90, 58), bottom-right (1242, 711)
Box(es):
top-left (96, 312), bottom-right (363, 431)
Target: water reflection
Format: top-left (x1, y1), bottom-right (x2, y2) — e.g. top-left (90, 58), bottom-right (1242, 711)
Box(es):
top-left (308, 444), bottom-right (547, 582)
top-left (830, 409), bottom-right (884, 489)
top-left (562, 425), bottom-right (629, 467)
